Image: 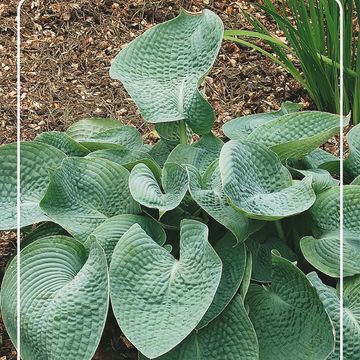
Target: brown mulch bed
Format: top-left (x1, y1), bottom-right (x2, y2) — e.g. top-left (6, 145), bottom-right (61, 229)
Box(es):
top-left (0, 0), bottom-right (312, 358)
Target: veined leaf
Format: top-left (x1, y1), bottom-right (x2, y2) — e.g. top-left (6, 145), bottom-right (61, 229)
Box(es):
top-left (222, 101), bottom-right (301, 140)
top-left (248, 111), bottom-right (343, 161)
top-left (303, 148), bottom-right (340, 175)
top-left (129, 162), bottom-right (188, 214)
top-left (66, 117), bottom-right (122, 139)
top-left (247, 254), bottom-right (334, 360)
top-left (109, 220), bottom-right (222, 359)
top-left (187, 162), bottom-right (250, 242)
top-left (148, 139), bottom-right (174, 168)
top-left (300, 185), bottom-right (360, 277)
top-left (40, 157), bottom-right (140, 239)
top-left (109, 10), bottom-right (224, 134)
top-left (35, 131), bottom-right (90, 157)
top-left (197, 232), bottom-right (246, 329)
top-left (86, 148), bottom-right (162, 183)
top-left (140, 294), bottom-right (259, 360)
top-left (246, 235), bottom-right (297, 282)
top-left (155, 121), bottom-right (193, 147)
top-left (345, 123), bottom-right (360, 178)
top-left (167, 134), bottom-right (223, 175)
top-left (239, 248), bottom-right (253, 300)
top-left (86, 214), bottom-right (166, 264)
top-left (0, 142), bottom-right (66, 230)
top-left (67, 117), bottom-right (143, 150)
top-left (308, 272), bottom-right (360, 359)
top-left (1, 236), bottom-right (109, 360)
top-left (219, 140), bottom-right (315, 220)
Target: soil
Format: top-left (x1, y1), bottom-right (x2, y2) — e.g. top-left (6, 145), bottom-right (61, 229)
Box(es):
top-left (0, 0), bottom-right (312, 358)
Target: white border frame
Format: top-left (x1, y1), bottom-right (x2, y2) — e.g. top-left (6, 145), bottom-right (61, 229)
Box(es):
top-left (15, 1), bottom-right (345, 360)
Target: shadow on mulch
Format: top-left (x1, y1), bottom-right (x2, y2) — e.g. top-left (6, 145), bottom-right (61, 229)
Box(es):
top-left (0, 0), bottom-right (311, 358)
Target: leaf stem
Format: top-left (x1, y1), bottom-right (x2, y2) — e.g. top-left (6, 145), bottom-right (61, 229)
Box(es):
top-left (275, 220), bottom-right (286, 243)
top-left (178, 120), bottom-right (187, 145)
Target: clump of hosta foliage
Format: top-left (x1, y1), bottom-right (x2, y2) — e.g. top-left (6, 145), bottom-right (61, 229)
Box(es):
top-left (1, 9), bottom-right (359, 360)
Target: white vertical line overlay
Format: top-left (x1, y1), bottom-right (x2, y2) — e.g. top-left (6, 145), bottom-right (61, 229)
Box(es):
top-left (335, 0), bottom-right (344, 359)
top-left (16, 1), bottom-right (26, 359)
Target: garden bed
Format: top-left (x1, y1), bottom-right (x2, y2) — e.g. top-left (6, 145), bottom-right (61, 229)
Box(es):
top-left (0, 1), bottom-right (312, 359)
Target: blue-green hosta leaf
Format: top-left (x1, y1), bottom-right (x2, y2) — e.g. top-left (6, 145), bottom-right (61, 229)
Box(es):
top-left (109, 220), bottom-right (222, 359)
top-left (155, 121), bottom-right (193, 147)
top-left (22, 222), bottom-right (69, 248)
top-left (1, 236), bottom-right (109, 360)
top-left (66, 117), bottom-right (122, 138)
top-left (86, 214), bottom-right (166, 264)
top-left (109, 10), bottom-right (224, 134)
top-left (219, 140), bottom-right (316, 220)
top-left (308, 272), bottom-right (360, 359)
top-left (148, 140), bottom-right (174, 168)
top-left (288, 166), bottom-right (339, 193)
top-left (239, 248), bottom-right (253, 300)
top-left (66, 117), bottom-right (142, 150)
top-left (345, 123), bottom-right (360, 178)
top-left (222, 101), bottom-right (301, 140)
top-left (352, 175), bottom-right (360, 185)
top-left (247, 254), bottom-right (334, 360)
top-left (40, 157), bottom-right (140, 239)
top-left (35, 131), bottom-right (90, 156)
top-left (197, 232), bottom-right (246, 329)
top-left (187, 162), bottom-right (250, 242)
top-left (0, 142), bottom-right (66, 230)
top-left (86, 148), bottom-right (162, 183)
top-left (129, 162), bottom-right (188, 214)
top-left (167, 134), bottom-right (223, 175)
top-left (140, 294), bottom-right (259, 360)
top-left (300, 185), bottom-right (360, 277)
top-left (246, 235), bottom-right (297, 282)
top-left (248, 111), bottom-right (343, 161)
top-left (303, 148), bottom-right (340, 175)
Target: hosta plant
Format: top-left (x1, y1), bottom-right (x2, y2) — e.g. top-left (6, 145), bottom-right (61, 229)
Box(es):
top-left (1, 9), bottom-right (359, 360)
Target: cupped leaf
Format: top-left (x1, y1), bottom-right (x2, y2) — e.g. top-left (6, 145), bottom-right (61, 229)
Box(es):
top-left (167, 134), bottom-right (223, 174)
top-left (87, 214), bottom-right (166, 264)
top-left (0, 142), bottom-right (66, 230)
top-left (345, 123), bottom-right (360, 178)
top-left (129, 162), bottom-right (188, 214)
top-left (109, 220), bottom-right (222, 359)
top-left (308, 272), bottom-right (360, 359)
top-left (248, 111), bottom-right (343, 161)
top-left (35, 131), bottom-right (90, 156)
top-left (155, 121), bottom-right (193, 147)
top-left (287, 164), bottom-right (339, 193)
top-left (1, 236), bottom-right (109, 360)
top-left (300, 185), bottom-right (360, 277)
top-left (246, 254), bottom-right (334, 360)
top-left (66, 117), bottom-right (143, 150)
top-left (86, 148), bottom-right (162, 183)
top-left (148, 140), bottom-right (174, 168)
top-left (197, 232), bottom-right (246, 329)
top-left (23, 222), bottom-right (69, 248)
top-left (222, 101), bottom-right (301, 140)
top-left (303, 148), bottom-right (340, 175)
top-left (140, 294), bottom-right (259, 360)
top-left (40, 157), bottom-right (140, 239)
top-left (246, 235), bottom-right (296, 282)
top-left (66, 117), bottom-right (122, 139)
top-left (109, 9), bottom-right (224, 134)
top-left (219, 140), bottom-right (315, 220)
top-left (187, 162), bottom-right (250, 242)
